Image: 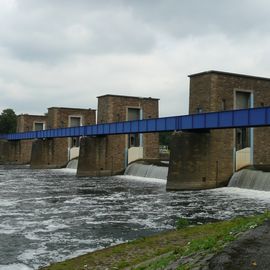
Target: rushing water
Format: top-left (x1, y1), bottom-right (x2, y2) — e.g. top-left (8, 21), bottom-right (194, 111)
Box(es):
top-left (1, 165), bottom-right (270, 270)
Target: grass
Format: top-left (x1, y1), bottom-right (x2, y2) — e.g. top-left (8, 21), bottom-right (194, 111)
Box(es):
top-left (39, 211), bottom-right (270, 270)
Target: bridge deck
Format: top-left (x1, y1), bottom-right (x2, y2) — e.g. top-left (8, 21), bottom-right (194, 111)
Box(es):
top-left (1, 107), bottom-right (270, 141)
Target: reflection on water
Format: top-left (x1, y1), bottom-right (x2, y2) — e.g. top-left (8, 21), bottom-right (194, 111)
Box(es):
top-left (0, 165), bottom-right (270, 269)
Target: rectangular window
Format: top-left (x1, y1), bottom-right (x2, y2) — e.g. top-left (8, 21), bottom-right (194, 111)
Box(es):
top-left (235, 92), bottom-right (250, 109)
top-left (69, 116), bottom-right (82, 148)
top-left (128, 108), bottom-right (140, 121)
top-left (235, 91), bottom-right (251, 150)
top-left (128, 108), bottom-right (141, 148)
top-left (221, 99), bottom-right (226, 111)
top-left (70, 117), bottom-right (81, 127)
top-left (34, 122), bottom-right (45, 131)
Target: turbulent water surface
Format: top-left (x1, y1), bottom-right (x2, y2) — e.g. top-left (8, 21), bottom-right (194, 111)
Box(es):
top-left (1, 165), bottom-right (270, 270)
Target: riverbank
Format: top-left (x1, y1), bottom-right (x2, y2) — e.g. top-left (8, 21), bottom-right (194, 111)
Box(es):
top-left (40, 212), bottom-right (270, 270)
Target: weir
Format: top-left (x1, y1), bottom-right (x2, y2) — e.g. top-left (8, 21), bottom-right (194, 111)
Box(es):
top-left (228, 169), bottom-right (270, 191)
top-left (124, 162), bottom-right (168, 180)
top-left (1, 70), bottom-right (270, 190)
top-left (66, 158), bottom-right (78, 169)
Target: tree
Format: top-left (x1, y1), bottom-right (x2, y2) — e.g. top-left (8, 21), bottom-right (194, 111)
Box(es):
top-left (159, 132), bottom-right (172, 147)
top-left (0, 109), bottom-right (17, 134)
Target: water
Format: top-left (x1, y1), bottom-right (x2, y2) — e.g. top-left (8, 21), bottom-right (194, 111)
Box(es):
top-left (1, 166), bottom-right (270, 269)
top-left (124, 163), bottom-right (168, 179)
top-left (229, 169), bottom-right (270, 191)
top-left (66, 159), bottom-right (78, 170)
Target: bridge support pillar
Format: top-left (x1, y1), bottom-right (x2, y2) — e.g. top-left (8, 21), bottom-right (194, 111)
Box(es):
top-left (77, 136), bottom-right (112, 176)
top-left (0, 139), bottom-right (32, 164)
top-left (167, 131), bottom-right (234, 190)
top-left (30, 138), bottom-right (68, 169)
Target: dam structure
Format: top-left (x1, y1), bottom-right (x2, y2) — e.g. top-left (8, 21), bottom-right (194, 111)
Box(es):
top-left (1, 70), bottom-right (270, 190)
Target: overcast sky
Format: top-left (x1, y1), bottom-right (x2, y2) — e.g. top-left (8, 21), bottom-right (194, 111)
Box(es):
top-left (1, 0), bottom-right (270, 117)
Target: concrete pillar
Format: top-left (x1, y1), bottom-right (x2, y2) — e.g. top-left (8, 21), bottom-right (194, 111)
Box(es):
top-left (167, 131), bottom-right (233, 190)
top-left (0, 140), bottom-right (10, 163)
top-left (0, 139), bottom-right (32, 164)
top-left (31, 139), bottom-right (68, 169)
top-left (77, 136), bottom-right (112, 176)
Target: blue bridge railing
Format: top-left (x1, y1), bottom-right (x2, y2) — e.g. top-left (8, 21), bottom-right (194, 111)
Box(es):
top-left (0, 107), bottom-right (270, 141)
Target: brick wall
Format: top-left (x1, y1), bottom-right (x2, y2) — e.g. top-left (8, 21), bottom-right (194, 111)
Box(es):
top-left (47, 107), bottom-right (96, 128)
top-left (17, 114), bottom-right (47, 132)
top-left (30, 107), bottom-right (96, 168)
top-left (3, 114), bottom-right (48, 164)
top-left (97, 95), bottom-right (160, 174)
top-left (168, 71), bottom-right (270, 190)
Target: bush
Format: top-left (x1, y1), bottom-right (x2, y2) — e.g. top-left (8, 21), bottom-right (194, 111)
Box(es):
top-left (176, 218), bottom-right (190, 229)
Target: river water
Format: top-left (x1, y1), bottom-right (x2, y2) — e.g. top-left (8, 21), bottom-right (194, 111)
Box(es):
top-left (1, 165), bottom-right (270, 270)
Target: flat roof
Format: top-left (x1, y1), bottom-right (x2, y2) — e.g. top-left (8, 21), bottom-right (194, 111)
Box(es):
top-left (18, 114), bottom-right (47, 117)
top-left (188, 70), bottom-right (270, 81)
top-left (48, 107), bottom-right (96, 111)
top-left (97, 94), bottom-right (159, 100)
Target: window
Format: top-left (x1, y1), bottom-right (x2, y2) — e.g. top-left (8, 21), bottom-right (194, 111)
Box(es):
top-left (69, 117), bottom-right (81, 127)
top-left (128, 108), bottom-right (141, 148)
top-left (221, 99), bottom-right (226, 111)
top-left (69, 116), bottom-right (82, 148)
top-left (34, 122), bottom-right (45, 131)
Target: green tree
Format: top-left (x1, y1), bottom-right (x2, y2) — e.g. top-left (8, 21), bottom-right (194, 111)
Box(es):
top-left (159, 132), bottom-right (172, 147)
top-left (0, 109), bottom-right (17, 134)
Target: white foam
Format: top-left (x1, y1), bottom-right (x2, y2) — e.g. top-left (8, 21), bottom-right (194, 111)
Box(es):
top-left (0, 224), bottom-right (19, 234)
top-left (18, 247), bottom-right (47, 261)
top-left (0, 199), bottom-right (16, 207)
top-left (46, 223), bottom-right (69, 232)
top-left (24, 232), bottom-right (41, 241)
top-left (213, 187), bottom-right (270, 202)
top-left (64, 197), bottom-right (84, 204)
top-left (0, 229), bottom-right (17, 235)
top-left (52, 168), bottom-right (77, 174)
top-left (116, 175), bottom-right (167, 184)
top-left (0, 264), bottom-right (33, 270)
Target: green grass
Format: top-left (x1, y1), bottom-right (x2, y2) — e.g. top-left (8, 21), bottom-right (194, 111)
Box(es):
top-left (39, 211), bottom-right (270, 270)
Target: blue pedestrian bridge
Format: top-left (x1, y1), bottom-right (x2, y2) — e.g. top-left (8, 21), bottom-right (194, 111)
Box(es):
top-left (1, 107), bottom-right (270, 141)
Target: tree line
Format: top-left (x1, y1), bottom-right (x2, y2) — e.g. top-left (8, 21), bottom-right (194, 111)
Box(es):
top-left (0, 109), bottom-right (17, 134)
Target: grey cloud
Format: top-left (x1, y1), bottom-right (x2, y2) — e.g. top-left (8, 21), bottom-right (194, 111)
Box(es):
top-left (128, 0), bottom-right (270, 37)
top-left (1, 0), bottom-right (270, 117)
top-left (0, 0), bottom-right (157, 62)
top-left (2, 0), bottom-right (269, 62)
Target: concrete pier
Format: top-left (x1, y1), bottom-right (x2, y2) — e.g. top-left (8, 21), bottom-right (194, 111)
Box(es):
top-left (77, 136), bottom-right (112, 176)
top-left (0, 139), bottom-right (32, 164)
top-left (167, 131), bottom-right (233, 190)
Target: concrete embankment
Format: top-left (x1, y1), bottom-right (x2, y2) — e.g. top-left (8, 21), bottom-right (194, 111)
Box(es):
top-left (39, 212), bottom-right (270, 270)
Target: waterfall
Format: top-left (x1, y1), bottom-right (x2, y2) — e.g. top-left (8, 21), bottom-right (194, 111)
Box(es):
top-left (124, 163), bottom-right (168, 180)
top-left (66, 158), bottom-right (78, 169)
top-left (228, 169), bottom-right (270, 191)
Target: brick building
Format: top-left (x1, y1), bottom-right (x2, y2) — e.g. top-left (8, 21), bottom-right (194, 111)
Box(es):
top-left (31, 107), bottom-right (96, 168)
top-left (77, 94), bottom-right (160, 176)
top-left (167, 70), bottom-right (270, 190)
top-left (17, 114), bottom-right (47, 133)
top-left (0, 114), bottom-right (48, 164)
